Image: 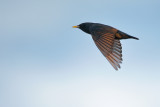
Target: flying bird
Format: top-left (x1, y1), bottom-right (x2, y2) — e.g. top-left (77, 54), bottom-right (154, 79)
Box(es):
top-left (73, 22), bottom-right (139, 70)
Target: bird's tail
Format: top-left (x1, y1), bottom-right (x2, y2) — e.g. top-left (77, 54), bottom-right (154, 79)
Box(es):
top-left (127, 35), bottom-right (139, 40)
top-left (117, 30), bottom-right (139, 40)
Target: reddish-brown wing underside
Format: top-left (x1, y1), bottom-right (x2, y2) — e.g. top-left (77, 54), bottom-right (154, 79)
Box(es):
top-left (92, 33), bottom-right (122, 70)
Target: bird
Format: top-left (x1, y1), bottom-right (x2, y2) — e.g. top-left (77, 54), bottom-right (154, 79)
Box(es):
top-left (73, 22), bottom-right (139, 70)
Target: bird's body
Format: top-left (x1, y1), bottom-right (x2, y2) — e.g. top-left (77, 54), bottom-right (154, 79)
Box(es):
top-left (73, 22), bottom-right (139, 70)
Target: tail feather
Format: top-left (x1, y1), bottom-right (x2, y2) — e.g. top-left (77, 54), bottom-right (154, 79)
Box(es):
top-left (128, 35), bottom-right (139, 40)
top-left (117, 30), bottom-right (139, 40)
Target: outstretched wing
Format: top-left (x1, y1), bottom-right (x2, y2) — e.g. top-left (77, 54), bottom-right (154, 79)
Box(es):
top-left (92, 32), bottom-right (122, 70)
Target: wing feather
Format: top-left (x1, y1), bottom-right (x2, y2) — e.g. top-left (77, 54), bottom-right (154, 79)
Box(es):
top-left (92, 32), bottom-right (122, 70)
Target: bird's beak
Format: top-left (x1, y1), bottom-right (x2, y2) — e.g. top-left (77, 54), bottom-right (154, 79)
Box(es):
top-left (72, 25), bottom-right (79, 28)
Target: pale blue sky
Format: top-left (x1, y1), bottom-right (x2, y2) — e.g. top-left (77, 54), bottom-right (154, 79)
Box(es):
top-left (0, 0), bottom-right (160, 107)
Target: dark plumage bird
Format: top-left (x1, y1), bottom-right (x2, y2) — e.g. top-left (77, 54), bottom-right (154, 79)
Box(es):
top-left (73, 22), bottom-right (139, 70)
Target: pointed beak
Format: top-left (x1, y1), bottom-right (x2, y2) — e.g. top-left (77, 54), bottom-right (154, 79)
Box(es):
top-left (72, 25), bottom-right (79, 28)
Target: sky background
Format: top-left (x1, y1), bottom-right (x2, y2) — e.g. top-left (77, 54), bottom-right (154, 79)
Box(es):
top-left (1, 0), bottom-right (160, 107)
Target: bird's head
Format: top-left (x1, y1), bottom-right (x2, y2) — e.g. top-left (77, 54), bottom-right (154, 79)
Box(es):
top-left (73, 22), bottom-right (94, 34)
